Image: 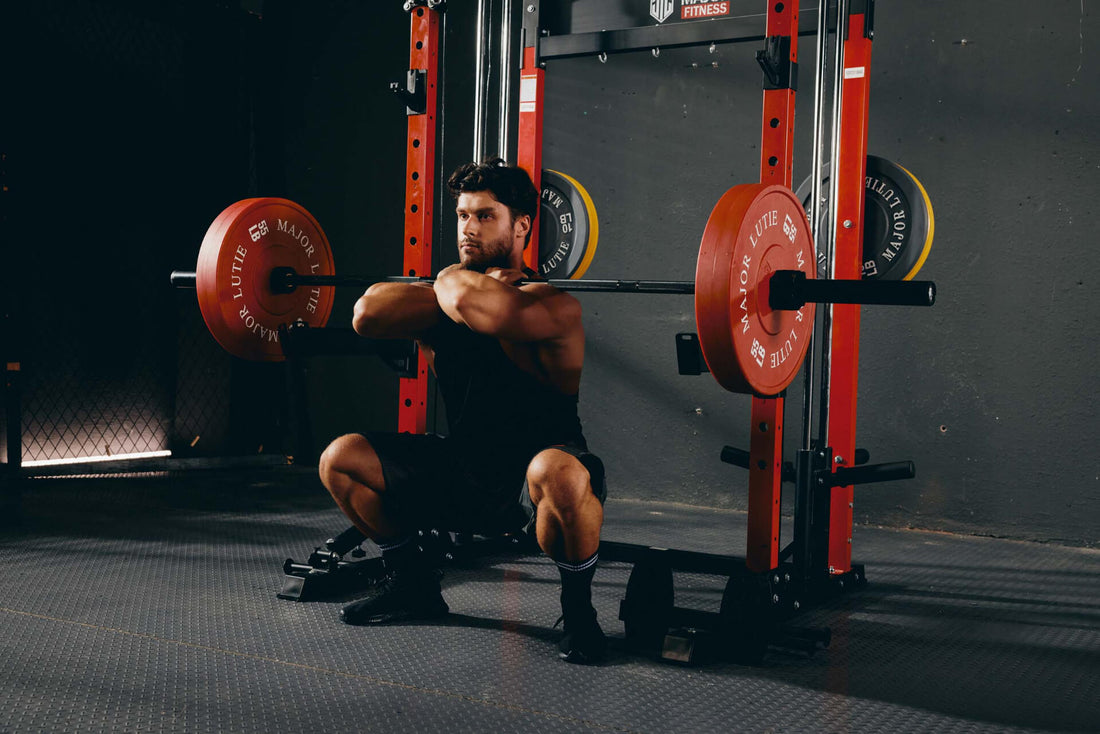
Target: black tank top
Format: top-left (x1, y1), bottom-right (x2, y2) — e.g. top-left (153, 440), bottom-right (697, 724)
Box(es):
top-left (428, 316), bottom-right (586, 460)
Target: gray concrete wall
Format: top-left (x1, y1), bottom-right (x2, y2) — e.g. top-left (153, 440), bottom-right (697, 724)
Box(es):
top-left (276, 1), bottom-right (1098, 546)
top-left (533, 0), bottom-right (1099, 546)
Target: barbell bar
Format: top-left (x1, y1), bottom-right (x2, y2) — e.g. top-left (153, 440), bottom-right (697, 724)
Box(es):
top-left (170, 264), bottom-right (934, 308)
top-left (172, 187), bottom-right (935, 395)
top-left (170, 268), bottom-right (700, 296)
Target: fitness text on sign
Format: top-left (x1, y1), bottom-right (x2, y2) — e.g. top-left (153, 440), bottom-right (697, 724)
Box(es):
top-left (681, 1), bottom-right (730, 20)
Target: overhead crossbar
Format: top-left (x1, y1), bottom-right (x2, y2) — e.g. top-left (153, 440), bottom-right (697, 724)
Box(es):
top-left (537, 11), bottom-right (821, 62)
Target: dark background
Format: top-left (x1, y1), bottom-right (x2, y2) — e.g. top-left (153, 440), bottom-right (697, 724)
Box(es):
top-left (1, 0), bottom-right (1096, 547)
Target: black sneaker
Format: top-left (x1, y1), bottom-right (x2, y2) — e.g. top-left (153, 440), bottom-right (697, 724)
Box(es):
top-left (557, 611), bottom-right (607, 664)
top-left (340, 570), bottom-right (449, 625)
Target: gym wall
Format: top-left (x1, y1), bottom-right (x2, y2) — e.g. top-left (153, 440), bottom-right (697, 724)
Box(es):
top-left (3, 1), bottom-right (1095, 549)
top-left (290, 0), bottom-right (1100, 547)
top-left (530, 0), bottom-right (1100, 547)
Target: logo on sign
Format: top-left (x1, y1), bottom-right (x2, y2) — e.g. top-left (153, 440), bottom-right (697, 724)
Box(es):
top-left (650, 0), bottom-right (674, 23)
top-left (681, 0), bottom-right (730, 19)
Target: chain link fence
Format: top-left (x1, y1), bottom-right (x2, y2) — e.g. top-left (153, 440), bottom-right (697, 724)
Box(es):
top-left (3, 1), bottom-right (262, 466)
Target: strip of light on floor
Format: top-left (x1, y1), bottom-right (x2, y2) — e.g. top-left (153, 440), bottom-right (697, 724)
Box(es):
top-left (22, 450), bottom-right (172, 468)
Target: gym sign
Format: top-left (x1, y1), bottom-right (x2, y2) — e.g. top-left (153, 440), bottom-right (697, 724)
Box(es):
top-left (650, 0), bottom-right (673, 23)
top-left (651, 0), bottom-right (731, 23)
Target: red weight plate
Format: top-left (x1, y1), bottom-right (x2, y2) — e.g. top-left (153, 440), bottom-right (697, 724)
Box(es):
top-left (195, 198), bottom-right (336, 361)
top-left (193, 198), bottom-right (253, 353)
top-left (695, 184), bottom-right (816, 396)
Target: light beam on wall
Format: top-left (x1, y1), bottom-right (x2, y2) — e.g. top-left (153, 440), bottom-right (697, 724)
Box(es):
top-left (22, 450), bottom-right (173, 468)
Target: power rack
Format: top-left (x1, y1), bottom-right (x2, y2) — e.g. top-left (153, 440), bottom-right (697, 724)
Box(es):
top-left (281, 0), bottom-right (927, 666)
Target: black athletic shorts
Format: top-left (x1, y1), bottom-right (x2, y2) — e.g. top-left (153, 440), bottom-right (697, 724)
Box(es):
top-left (362, 431), bottom-right (607, 535)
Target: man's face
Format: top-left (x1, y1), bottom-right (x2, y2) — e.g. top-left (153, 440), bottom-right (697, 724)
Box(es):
top-left (455, 191), bottom-right (523, 272)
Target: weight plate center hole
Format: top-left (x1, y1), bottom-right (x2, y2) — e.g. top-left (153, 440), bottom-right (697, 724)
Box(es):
top-left (756, 244), bottom-right (788, 336)
top-left (254, 242), bottom-right (297, 317)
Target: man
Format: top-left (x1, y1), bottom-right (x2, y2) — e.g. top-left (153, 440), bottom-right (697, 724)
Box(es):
top-left (318, 157), bottom-right (607, 664)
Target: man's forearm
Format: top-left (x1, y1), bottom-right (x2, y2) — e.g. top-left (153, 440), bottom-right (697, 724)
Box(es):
top-left (434, 268), bottom-right (530, 333)
top-left (352, 283), bottom-right (442, 339)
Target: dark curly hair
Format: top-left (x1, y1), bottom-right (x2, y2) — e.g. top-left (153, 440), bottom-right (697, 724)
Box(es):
top-left (447, 157), bottom-right (539, 244)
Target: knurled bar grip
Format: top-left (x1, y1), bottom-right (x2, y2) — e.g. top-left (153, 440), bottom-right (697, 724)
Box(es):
top-left (284, 273), bottom-right (698, 294)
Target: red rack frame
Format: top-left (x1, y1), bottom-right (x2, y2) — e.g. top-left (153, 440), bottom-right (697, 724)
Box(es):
top-left (745, 0), bottom-right (800, 573)
top-left (824, 8), bottom-right (874, 574)
top-left (412, 1), bottom-right (874, 581)
top-left (517, 45), bottom-right (545, 270)
top-left (397, 5), bottom-right (442, 434)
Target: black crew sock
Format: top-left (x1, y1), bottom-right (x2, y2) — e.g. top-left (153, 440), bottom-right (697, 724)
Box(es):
top-left (376, 535), bottom-right (426, 576)
top-left (556, 551), bottom-right (599, 621)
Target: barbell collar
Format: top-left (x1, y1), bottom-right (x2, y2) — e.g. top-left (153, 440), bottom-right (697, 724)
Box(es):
top-left (769, 270), bottom-right (936, 310)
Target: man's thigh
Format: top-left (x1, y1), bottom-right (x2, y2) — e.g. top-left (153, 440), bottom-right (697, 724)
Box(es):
top-left (364, 432), bottom-right (528, 534)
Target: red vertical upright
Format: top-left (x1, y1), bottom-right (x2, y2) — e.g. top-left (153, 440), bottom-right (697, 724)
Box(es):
top-left (397, 6), bottom-right (441, 434)
top-left (825, 7), bottom-right (874, 573)
top-left (517, 45), bottom-right (545, 271)
top-left (746, 0), bottom-right (799, 573)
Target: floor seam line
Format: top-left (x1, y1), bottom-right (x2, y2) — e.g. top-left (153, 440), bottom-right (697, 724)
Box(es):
top-left (0, 605), bottom-right (641, 733)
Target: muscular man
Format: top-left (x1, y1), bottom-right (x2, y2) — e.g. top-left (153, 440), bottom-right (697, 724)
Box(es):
top-left (318, 157), bottom-right (607, 664)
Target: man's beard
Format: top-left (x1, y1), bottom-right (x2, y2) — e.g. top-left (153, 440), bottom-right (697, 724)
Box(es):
top-left (460, 235), bottom-right (513, 272)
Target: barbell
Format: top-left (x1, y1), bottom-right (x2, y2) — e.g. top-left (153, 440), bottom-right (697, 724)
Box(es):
top-left (171, 185), bottom-right (935, 396)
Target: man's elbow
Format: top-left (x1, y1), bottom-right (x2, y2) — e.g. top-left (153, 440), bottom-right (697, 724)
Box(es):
top-left (352, 290), bottom-right (383, 337)
top-left (351, 304), bottom-right (374, 337)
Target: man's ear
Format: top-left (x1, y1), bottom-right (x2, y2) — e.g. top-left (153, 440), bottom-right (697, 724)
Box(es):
top-left (515, 214), bottom-right (532, 246)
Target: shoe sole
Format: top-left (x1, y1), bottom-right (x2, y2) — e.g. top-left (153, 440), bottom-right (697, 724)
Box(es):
top-left (341, 603), bottom-right (449, 626)
top-left (558, 649), bottom-right (604, 665)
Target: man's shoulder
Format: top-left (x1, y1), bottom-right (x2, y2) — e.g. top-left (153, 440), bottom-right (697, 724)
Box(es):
top-left (522, 281), bottom-right (582, 312)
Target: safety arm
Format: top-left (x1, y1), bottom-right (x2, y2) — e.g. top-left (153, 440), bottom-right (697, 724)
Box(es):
top-left (352, 282), bottom-right (441, 339)
top-left (434, 268), bottom-right (580, 342)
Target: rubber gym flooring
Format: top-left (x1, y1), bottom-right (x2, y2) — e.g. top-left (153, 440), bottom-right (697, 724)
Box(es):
top-left (0, 467), bottom-right (1096, 733)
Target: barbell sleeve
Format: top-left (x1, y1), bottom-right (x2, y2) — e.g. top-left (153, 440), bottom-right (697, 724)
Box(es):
top-left (170, 271), bottom-right (197, 288)
top-left (770, 270), bottom-right (936, 309)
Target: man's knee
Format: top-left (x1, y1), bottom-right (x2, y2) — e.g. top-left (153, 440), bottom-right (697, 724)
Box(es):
top-left (527, 449), bottom-right (591, 508)
top-left (319, 434), bottom-right (383, 496)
